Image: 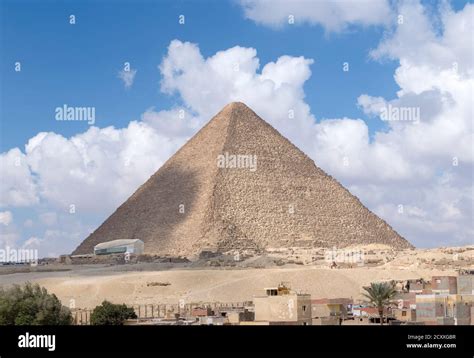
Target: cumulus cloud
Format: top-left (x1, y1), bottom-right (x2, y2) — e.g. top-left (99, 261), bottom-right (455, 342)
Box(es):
top-left (0, 211), bottom-right (13, 226)
top-left (0, 148), bottom-right (38, 207)
top-left (239, 0), bottom-right (392, 32)
top-left (159, 39), bottom-right (317, 155)
top-left (118, 68), bottom-right (137, 88)
top-left (22, 122), bottom-right (185, 214)
top-left (0, 211), bottom-right (19, 248)
top-left (318, 1), bottom-right (474, 246)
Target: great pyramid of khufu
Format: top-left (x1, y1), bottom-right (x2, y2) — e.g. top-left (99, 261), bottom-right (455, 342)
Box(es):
top-left (73, 102), bottom-right (412, 256)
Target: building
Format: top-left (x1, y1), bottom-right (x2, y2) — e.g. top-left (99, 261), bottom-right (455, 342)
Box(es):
top-left (394, 292), bottom-right (417, 309)
top-left (406, 279), bottom-right (429, 293)
top-left (311, 298), bottom-right (352, 325)
top-left (253, 283), bottom-right (312, 325)
top-left (226, 310), bottom-right (255, 325)
top-left (191, 306), bottom-right (213, 317)
top-left (416, 293), bottom-right (473, 325)
top-left (457, 275), bottom-right (474, 295)
top-left (351, 306), bottom-right (393, 324)
top-left (94, 239), bottom-right (144, 255)
top-left (392, 308), bottom-right (416, 322)
top-left (198, 316), bottom-right (226, 325)
top-left (431, 276), bottom-right (457, 294)
top-left (58, 255), bottom-right (72, 264)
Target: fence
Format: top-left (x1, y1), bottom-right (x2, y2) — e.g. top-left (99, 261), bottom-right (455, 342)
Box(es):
top-left (71, 301), bottom-right (253, 325)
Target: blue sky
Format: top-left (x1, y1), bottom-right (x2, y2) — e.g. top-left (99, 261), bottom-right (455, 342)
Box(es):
top-left (1, 0), bottom-right (473, 256)
top-left (0, 0), bottom-right (408, 151)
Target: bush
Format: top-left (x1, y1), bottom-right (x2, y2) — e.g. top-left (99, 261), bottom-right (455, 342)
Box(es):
top-left (0, 282), bottom-right (72, 325)
top-left (90, 300), bottom-right (137, 325)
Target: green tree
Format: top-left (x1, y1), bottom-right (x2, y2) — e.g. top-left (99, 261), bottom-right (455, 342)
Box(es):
top-left (362, 281), bottom-right (397, 325)
top-left (0, 282), bottom-right (72, 325)
top-left (90, 300), bottom-right (137, 325)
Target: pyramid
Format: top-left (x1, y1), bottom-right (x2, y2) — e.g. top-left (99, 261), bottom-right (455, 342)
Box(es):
top-left (73, 102), bottom-right (412, 256)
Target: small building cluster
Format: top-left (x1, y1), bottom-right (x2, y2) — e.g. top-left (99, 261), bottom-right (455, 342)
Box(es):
top-left (118, 283), bottom-right (312, 326)
top-left (167, 274), bottom-right (474, 326)
top-left (413, 274), bottom-right (474, 325)
top-left (69, 271), bottom-right (474, 326)
top-left (307, 273), bottom-right (474, 326)
top-left (54, 238), bottom-right (473, 326)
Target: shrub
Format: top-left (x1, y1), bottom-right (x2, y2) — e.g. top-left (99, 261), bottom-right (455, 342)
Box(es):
top-left (90, 300), bottom-right (137, 325)
top-left (0, 282), bottom-right (72, 325)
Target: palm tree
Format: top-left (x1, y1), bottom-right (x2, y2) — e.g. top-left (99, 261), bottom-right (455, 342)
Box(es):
top-left (362, 281), bottom-right (397, 325)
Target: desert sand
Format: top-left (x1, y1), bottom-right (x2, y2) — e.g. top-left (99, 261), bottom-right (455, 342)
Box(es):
top-left (1, 245), bottom-right (472, 309)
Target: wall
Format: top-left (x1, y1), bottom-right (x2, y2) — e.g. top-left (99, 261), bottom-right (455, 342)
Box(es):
top-left (254, 293), bottom-right (311, 325)
top-left (432, 276), bottom-right (457, 294)
top-left (457, 276), bottom-right (474, 295)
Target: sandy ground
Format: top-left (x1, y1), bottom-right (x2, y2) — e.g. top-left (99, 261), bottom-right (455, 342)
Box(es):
top-left (1, 246), bottom-right (472, 309)
top-left (0, 264), bottom-right (458, 309)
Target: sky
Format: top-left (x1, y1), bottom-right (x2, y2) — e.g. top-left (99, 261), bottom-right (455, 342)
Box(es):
top-left (0, 0), bottom-right (473, 257)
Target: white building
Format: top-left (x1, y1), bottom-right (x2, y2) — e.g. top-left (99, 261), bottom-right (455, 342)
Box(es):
top-left (94, 239), bottom-right (144, 255)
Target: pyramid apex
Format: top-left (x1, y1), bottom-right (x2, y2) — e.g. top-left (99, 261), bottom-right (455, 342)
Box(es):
top-left (224, 101), bottom-right (250, 110)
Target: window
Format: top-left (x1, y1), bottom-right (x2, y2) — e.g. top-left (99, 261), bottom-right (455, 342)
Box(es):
top-left (302, 305), bottom-right (306, 312)
top-left (402, 311), bottom-right (407, 317)
top-left (266, 289), bottom-right (278, 296)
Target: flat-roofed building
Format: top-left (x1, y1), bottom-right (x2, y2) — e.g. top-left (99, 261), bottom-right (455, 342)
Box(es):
top-left (311, 298), bottom-right (352, 325)
top-left (253, 283), bottom-right (311, 325)
top-left (392, 307), bottom-right (416, 322)
top-left (458, 275), bottom-right (474, 295)
top-left (432, 276), bottom-right (457, 294)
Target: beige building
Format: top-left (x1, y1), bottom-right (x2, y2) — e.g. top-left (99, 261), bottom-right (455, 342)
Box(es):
top-left (311, 298), bottom-right (352, 325)
top-left (392, 308), bottom-right (416, 322)
top-left (253, 283), bottom-right (312, 325)
top-left (416, 293), bottom-right (473, 325)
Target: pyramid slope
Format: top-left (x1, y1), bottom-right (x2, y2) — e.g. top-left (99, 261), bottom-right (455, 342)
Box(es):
top-left (73, 102), bottom-right (412, 256)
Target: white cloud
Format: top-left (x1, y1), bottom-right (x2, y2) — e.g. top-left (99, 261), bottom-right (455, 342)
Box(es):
top-left (0, 212), bottom-right (19, 248)
top-left (23, 122), bottom-right (182, 213)
top-left (118, 68), bottom-right (137, 88)
top-left (0, 211), bottom-right (13, 226)
top-left (159, 39), bottom-right (317, 155)
top-left (141, 107), bottom-right (200, 138)
top-left (370, 1), bottom-right (473, 74)
top-left (327, 1), bottom-right (474, 246)
top-left (0, 232), bottom-right (19, 248)
top-left (357, 94), bottom-right (387, 117)
top-left (0, 148), bottom-right (38, 207)
top-left (239, 0), bottom-right (392, 32)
